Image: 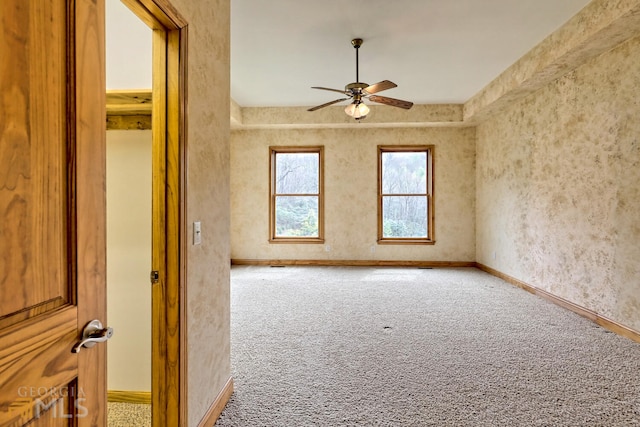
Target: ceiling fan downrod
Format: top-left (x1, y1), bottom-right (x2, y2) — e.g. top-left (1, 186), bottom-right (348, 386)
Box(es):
top-left (352, 38), bottom-right (363, 83)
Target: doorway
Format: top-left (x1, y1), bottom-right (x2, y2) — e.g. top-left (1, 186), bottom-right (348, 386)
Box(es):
top-left (105, 0), bottom-right (188, 425)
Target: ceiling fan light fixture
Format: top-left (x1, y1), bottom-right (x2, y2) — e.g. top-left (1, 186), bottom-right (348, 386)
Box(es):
top-left (345, 101), bottom-right (369, 119)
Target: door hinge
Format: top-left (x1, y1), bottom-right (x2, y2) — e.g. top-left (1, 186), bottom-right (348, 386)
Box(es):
top-left (150, 270), bottom-right (160, 284)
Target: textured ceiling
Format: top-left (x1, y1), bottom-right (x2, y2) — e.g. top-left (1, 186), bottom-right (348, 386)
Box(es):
top-left (231, 0), bottom-right (592, 108)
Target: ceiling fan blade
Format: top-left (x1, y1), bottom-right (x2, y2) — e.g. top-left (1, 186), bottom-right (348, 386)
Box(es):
top-left (364, 80), bottom-right (397, 95)
top-left (307, 98), bottom-right (348, 112)
top-left (311, 86), bottom-right (348, 95)
top-left (368, 95), bottom-right (413, 109)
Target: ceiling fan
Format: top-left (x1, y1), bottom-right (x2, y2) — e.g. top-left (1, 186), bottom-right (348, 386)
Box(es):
top-left (308, 38), bottom-right (414, 120)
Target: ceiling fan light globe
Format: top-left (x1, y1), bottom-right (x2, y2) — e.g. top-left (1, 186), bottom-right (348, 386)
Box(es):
top-left (357, 102), bottom-right (370, 117)
top-left (344, 103), bottom-right (356, 116)
top-left (345, 102), bottom-right (369, 119)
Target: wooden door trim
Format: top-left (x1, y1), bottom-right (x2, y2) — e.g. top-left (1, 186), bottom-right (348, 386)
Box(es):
top-left (120, 1), bottom-right (188, 426)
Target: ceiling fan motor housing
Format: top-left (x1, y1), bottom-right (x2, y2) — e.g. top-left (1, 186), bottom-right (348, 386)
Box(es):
top-left (346, 82), bottom-right (368, 92)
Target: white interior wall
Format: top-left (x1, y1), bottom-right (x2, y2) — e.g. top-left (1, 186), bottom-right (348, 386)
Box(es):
top-left (106, 130), bottom-right (153, 391)
top-left (106, 0), bottom-right (152, 89)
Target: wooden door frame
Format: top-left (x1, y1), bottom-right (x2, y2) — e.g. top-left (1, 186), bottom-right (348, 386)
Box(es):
top-left (119, 1), bottom-right (188, 425)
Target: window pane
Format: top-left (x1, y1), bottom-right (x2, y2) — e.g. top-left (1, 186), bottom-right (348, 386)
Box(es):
top-left (275, 153), bottom-right (319, 194)
top-left (275, 196), bottom-right (319, 237)
top-left (382, 196), bottom-right (427, 238)
top-left (381, 152), bottom-right (427, 194)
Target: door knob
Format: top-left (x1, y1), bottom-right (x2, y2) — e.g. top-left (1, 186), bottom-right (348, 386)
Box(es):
top-left (72, 319), bottom-right (114, 353)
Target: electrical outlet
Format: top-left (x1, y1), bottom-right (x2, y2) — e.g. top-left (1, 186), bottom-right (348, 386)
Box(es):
top-left (370, 245), bottom-right (376, 253)
top-left (325, 245), bottom-right (331, 252)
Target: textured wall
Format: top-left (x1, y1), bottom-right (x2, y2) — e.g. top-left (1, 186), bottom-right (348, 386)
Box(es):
top-left (231, 127), bottom-right (476, 262)
top-left (106, 130), bottom-right (152, 392)
top-left (464, 0), bottom-right (640, 123)
top-left (476, 36), bottom-right (640, 331)
top-left (167, 0), bottom-right (231, 425)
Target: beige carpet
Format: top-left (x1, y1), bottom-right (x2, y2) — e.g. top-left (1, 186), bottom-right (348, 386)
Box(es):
top-left (216, 266), bottom-right (640, 426)
top-left (108, 402), bottom-right (150, 426)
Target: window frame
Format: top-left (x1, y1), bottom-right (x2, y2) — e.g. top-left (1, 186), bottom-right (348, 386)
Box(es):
top-left (269, 146), bottom-right (325, 243)
top-left (377, 145), bottom-right (435, 245)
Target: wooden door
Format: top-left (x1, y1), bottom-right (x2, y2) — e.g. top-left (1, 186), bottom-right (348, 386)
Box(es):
top-left (0, 0), bottom-right (106, 426)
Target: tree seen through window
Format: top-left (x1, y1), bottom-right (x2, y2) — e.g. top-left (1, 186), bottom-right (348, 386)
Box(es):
top-left (270, 147), bottom-right (324, 241)
top-left (378, 146), bottom-right (433, 243)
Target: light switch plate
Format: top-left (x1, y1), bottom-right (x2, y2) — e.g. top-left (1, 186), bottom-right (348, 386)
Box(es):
top-left (193, 221), bottom-right (202, 245)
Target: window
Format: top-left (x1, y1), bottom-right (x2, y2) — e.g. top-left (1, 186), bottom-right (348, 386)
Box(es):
top-left (270, 146), bottom-right (324, 243)
top-left (378, 146), bottom-right (434, 244)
